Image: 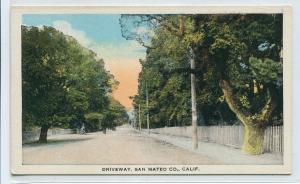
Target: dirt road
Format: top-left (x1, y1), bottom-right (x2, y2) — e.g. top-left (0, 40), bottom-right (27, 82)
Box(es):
top-left (23, 125), bottom-right (220, 165)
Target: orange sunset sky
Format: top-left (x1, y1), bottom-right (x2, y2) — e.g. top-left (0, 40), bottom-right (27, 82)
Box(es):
top-left (105, 58), bottom-right (142, 109)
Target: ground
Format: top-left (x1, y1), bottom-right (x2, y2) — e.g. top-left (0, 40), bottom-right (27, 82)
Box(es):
top-left (23, 124), bottom-right (282, 165)
top-left (23, 125), bottom-right (221, 165)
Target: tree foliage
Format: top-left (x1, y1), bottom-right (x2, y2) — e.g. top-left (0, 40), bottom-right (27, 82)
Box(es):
top-left (22, 25), bottom-right (128, 142)
top-left (120, 14), bottom-right (283, 154)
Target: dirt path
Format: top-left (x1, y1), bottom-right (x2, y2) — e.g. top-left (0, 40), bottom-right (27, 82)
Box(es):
top-left (23, 125), bottom-right (221, 165)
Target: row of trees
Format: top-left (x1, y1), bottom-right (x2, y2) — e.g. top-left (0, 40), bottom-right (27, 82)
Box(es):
top-left (120, 14), bottom-right (283, 154)
top-left (22, 25), bottom-right (128, 142)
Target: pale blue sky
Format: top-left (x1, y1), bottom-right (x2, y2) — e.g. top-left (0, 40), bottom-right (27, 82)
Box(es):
top-left (23, 14), bottom-right (126, 44)
top-left (22, 14), bottom-right (146, 61)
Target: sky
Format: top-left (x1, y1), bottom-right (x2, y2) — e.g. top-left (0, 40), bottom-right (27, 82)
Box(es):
top-left (22, 14), bottom-right (146, 109)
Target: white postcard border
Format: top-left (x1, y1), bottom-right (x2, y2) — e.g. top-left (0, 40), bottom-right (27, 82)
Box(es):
top-left (10, 5), bottom-right (293, 175)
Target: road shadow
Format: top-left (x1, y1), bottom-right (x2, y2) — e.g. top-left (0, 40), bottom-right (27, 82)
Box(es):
top-left (23, 135), bottom-right (93, 148)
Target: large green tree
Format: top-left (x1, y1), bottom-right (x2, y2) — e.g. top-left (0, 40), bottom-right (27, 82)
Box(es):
top-left (22, 26), bottom-right (73, 142)
top-left (120, 14), bottom-right (283, 154)
top-left (22, 25), bottom-right (123, 142)
top-left (207, 15), bottom-right (283, 154)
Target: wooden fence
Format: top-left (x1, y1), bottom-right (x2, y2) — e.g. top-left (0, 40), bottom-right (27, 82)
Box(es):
top-left (150, 125), bottom-right (283, 153)
top-left (23, 128), bottom-right (75, 144)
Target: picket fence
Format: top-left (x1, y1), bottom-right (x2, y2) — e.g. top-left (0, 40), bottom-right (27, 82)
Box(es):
top-left (150, 125), bottom-right (283, 153)
top-left (23, 128), bottom-right (75, 144)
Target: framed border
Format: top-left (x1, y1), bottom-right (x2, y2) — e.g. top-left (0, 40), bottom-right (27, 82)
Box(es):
top-left (10, 5), bottom-right (293, 175)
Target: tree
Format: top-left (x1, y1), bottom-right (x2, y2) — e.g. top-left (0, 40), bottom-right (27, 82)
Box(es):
top-left (22, 26), bottom-right (73, 142)
top-left (84, 112), bottom-right (104, 132)
top-left (203, 14), bottom-right (282, 154)
top-left (22, 25), bottom-right (116, 142)
top-left (120, 15), bottom-right (203, 149)
top-left (120, 14), bottom-right (283, 154)
top-left (84, 98), bottom-right (128, 133)
top-left (101, 97), bottom-right (129, 133)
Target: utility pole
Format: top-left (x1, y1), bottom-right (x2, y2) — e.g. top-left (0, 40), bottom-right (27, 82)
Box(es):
top-left (138, 104), bottom-right (141, 131)
top-left (146, 82), bottom-right (150, 134)
top-left (190, 46), bottom-right (198, 149)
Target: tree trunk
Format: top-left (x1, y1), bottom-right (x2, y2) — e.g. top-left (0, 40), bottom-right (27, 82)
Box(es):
top-left (190, 47), bottom-right (198, 149)
top-left (39, 125), bottom-right (49, 143)
top-left (219, 80), bottom-right (276, 155)
top-left (242, 124), bottom-right (265, 154)
top-left (103, 127), bottom-right (107, 134)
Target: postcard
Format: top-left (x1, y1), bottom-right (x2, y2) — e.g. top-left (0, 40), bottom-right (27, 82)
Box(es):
top-left (10, 6), bottom-right (292, 174)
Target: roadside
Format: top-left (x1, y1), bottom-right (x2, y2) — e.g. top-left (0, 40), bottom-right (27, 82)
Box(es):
top-left (139, 129), bottom-right (283, 165)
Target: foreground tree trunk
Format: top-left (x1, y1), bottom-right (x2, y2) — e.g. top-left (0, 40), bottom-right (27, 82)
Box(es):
top-left (39, 125), bottom-right (49, 143)
top-left (219, 80), bottom-right (276, 155)
top-left (243, 124), bottom-right (266, 154)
